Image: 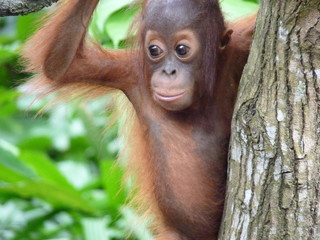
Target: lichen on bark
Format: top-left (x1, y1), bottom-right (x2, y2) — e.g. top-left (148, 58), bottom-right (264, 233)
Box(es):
top-left (221, 0), bottom-right (320, 239)
top-left (0, 0), bottom-right (58, 16)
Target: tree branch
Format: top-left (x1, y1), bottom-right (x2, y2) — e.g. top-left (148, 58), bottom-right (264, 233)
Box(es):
top-left (0, 0), bottom-right (59, 17)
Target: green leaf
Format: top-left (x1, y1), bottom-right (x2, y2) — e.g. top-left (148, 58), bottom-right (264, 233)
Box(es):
top-left (0, 180), bottom-right (97, 214)
top-left (16, 12), bottom-right (43, 41)
top-left (0, 49), bottom-right (17, 65)
top-left (100, 161), bottom-right (126, 208)
top-left (0, 139), bottom-right (36, 178)
top-left (0, 87), bottom-right (19, 115)
top-left (19, 150), bottom-right (75, 190)
top-left (18, 136), bottom-right (52, 152)
top-left (93, 0), bottom-right (134, 35)
top-left (106, 6), bottom-right (139, 48)
top-left (0, 143), bottom-right (97, 213)
top-left (244, 0), bottom-right (260, 3)
top-left (0, 164), bottom-right (30, 182)
top-left (221, 0), bottom-right (258, 21)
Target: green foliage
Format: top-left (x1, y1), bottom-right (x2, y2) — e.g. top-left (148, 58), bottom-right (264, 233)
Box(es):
top-left (221, 0), bottom-right (259, 20)
top-left (0, 0), bottom-right (259, 239)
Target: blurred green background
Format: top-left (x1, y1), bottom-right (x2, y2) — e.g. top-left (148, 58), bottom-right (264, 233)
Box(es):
top-left (0, 0), bottom-right (259, 239)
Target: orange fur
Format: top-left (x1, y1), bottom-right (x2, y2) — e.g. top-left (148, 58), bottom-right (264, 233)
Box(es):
top-left (21, 0), bottom-right (256, 238)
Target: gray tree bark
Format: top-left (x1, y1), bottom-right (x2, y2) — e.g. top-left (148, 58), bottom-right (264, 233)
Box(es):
top-left (0, 0), bottom-right (58, 16)
top-left (220, 0), bottom-right (320, 239)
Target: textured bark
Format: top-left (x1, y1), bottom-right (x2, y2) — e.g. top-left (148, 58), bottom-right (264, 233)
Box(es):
top-left (0, 0), bottom-right (58, 16)
top-left (220, 0), bottom-right (320, 239)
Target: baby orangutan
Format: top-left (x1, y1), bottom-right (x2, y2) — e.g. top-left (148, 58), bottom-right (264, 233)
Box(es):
top-left (22, 0), bottom-right (256, 239)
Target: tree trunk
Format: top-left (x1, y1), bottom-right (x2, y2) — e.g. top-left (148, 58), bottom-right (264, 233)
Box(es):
top-left (0, 0), bottom-right (58, 16)
top-left (220, 0), bottom-right (320, 239)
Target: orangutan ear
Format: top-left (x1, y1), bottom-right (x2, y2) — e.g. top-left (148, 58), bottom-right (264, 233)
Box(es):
top-left (220, 29), bottom-right (233, 50)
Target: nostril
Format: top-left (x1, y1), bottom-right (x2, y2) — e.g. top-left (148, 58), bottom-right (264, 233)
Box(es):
top-left (163, 67), bottom-right (177, 75)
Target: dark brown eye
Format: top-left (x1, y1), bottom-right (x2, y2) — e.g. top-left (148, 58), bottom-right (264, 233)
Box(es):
top-left (175, 44), bottom-right (190, 57)
top-left (148, 45), bottom-right (163, 58)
